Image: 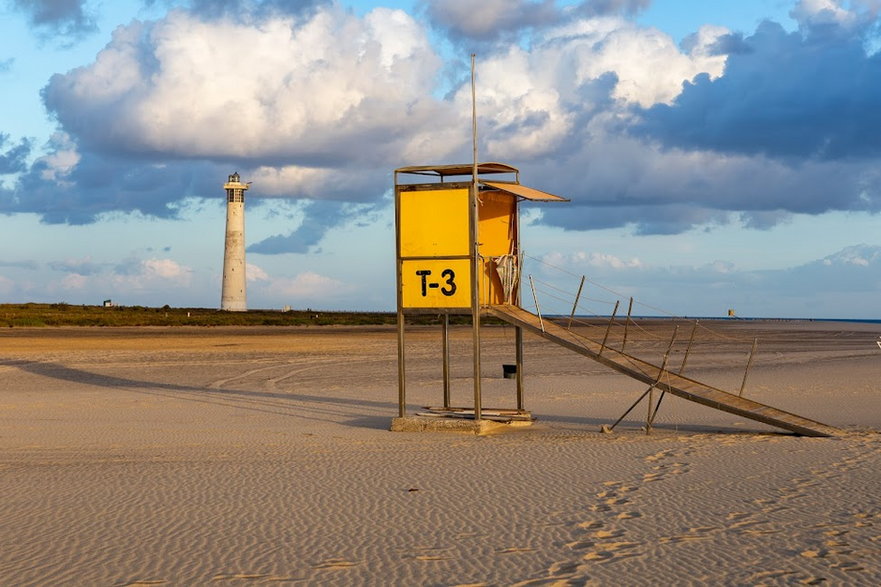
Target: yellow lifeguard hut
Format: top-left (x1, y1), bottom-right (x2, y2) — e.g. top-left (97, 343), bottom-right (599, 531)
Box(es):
top-left (391, 162), bottom-right (841, 438)
top-left (393, 162), bottom-right (567, 431)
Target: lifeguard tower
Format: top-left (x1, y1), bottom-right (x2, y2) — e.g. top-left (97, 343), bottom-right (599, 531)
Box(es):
top-left (392, 162), bottom-right (567, 433)
top-left (390, 163), bottom-right (841, 437)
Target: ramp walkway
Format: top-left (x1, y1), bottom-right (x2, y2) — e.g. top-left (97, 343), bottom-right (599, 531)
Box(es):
top-left (488, 305), bottom-right (842, 437)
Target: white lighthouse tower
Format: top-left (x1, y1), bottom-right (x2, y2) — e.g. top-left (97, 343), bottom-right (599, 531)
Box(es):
top-left (221, 172), bottom-right (248, 311)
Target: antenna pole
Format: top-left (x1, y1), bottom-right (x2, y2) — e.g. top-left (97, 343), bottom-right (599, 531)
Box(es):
top-left (469, 54), bottom-right (482, 421)
top-left (472, 54), bottom-right (478, 181)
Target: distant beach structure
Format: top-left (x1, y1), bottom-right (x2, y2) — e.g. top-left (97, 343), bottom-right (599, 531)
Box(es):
top-left (221, 172), bottom-right (249, 312)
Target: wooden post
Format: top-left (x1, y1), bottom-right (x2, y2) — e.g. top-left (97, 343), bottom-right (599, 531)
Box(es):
top-left (621, 297), bottom-right (633, 353)
top-left (739, 338), bottom-right (758, 398)
top-left (397, 309), bottom-right (406, 418)
top-left (528, 275), bottom-right (544, 332)
top-left (567, 276), bottom-right (585, 330)
top-left (679, 320), bottom-right (698, 375)
top-left (648, 326), bottom-right (678, 431)
top-left (469, 53), bottom-right (482, 421)
top-left (515, 326), bottom-right (524, 411)
top-left (442, 313), bottom-right (451, 408)
top-left (609, 386), bottom-right (653, 432)
top-left (598, 300), bottom-right (620, 356)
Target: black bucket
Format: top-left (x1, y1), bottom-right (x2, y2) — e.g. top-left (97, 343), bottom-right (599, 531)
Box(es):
top-left (502, 364), bottom-right (517, 379)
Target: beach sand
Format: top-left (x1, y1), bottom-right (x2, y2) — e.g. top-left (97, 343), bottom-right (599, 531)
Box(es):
top-left (1, 321), bottom-right (879, 585)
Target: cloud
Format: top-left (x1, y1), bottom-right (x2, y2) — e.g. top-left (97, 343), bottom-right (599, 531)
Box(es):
top-left (534, 139), bottom-right (881, 234)
top-left (453, 9), bottom-right (881, 233)
top-left (575, 0), bottom-right (652, 18)
top-left (635, 17), bottom-right (881, 160)
top-left (0, 274), bottom-right (15, 294)
top-left (246, 262), bottom-right (269, 281)
top-left (458, 17), bottom-right (729, 167)
top-left (754, 243), bottom-right (881, 296)
top-left (50, 256), bottom-right (193, 301)
top-left (6, 146), bottom-right (225, 224)
top-left (10, 0), bottom-right (97, 39)
top-left (247, 202), bottom-right (335, 255)
top-left (264, 270), bottom-right (351, 300)
top-left (60, 272), bottom-right (88, 290)
top-left (41, 6), bottom-right (455, 164)
top-left (173, 0), bottom-right (325, 20)
top-left (421, 0), bottom-right (651, 45)
top-left (821, 243), bottom-right (880, 266)
top-left (542, 250), bottom-right (644, 269)
top-left (421, 0), bottom-right (561, 43)
top-left (0, 259), bottom-right (38, 270)
top-left (247, 200), bottom-right (376, 254)
top-left (530, 244), bottom-right (881, 317)
top-left (0, 58), bottom-right (13, 73)
top-left (0, 133), bottom-right (32, 174)
top-left (6, 3), bottom-right (465, 228)
top-left (140, 258), bottom-right (191, 280)
top-left (48, 256), bottom-right (103, 275)
top-left (10, 0), bottom-right (881, 243)
top-left (789, 0), bottom-right (881, 35)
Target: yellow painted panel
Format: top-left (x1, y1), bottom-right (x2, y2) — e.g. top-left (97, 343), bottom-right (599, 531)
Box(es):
top-left (402, 259), bottom-right (471, 308)
top-left (400, 188), bottom-right (470, 257)
top-left (478, 190), bottom-right (517, 305)
top-left (478, 190), bottom-right (516, 257)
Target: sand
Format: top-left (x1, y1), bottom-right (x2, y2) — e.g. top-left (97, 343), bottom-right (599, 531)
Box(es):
top-left (1, 321), bottom-right (879, 585)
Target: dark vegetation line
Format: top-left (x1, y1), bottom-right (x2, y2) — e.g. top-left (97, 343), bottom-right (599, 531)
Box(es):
top-left (0, 303), bottom-right (484, 327)
top-left (4, 304), bottom-right (874, 328)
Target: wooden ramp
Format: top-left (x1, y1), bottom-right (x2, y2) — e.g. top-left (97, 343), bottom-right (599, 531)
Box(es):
top-left (488, 305), bottom-right (842, 437)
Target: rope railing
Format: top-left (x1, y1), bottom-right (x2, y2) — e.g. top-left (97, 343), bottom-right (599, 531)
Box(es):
top-left (518, 252), bottom-right (765, 409)
top-left (522, 253), bottom-right (757, 345)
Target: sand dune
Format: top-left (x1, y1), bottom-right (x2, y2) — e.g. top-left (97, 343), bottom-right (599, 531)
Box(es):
top-left (1, 322), bottom-right (879, 585)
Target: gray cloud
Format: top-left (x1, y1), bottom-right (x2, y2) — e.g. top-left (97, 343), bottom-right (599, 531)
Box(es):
top-left (11, 0), bottom-right (97, 38)
top-left (575, 0), bottom-right (651, 18)
top-left (420, 0), bottom-right (561, 44)
top-left (538, 203), bottom-right (732, 235)
top-left (421, 0), bottom-right (651, 45)
top-left (529, 136), bottom-right (881, 234)
top-left (49, 258), bottom-right (104, 275)
top-left (0, 134), bottom-right (32, 174)
top-left (6, 147), bottom-right (224, 223)
top-left (0, 259), bottom-right (38, 270)
top-left (635, 20), bottom-right (881, 161)
top-left (247, 200), bottom-right (359, 255)
top-left (11, 0), bottom-right (881, 244)
top-left (759, 243), bottom-right (881, 294)
top-left (11, 4), bottom-right (458, 229)
top-left (186, 0), bottom-right (324, 18)
top-left (540, 244), bottom-right (881, 318)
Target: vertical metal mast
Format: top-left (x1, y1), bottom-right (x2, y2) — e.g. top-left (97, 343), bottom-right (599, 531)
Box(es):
top-left (470, 54), bottom-right (482, 421)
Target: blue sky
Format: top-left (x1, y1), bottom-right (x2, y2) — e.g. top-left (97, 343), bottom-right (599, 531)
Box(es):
top-left (0, 0), bottom-right (879, 319)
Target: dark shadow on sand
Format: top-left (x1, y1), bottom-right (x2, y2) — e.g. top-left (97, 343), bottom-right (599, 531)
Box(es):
top-left (5, 360), bottom-right (794, 436)
top-left (5, 359), bottom-right (398, 429)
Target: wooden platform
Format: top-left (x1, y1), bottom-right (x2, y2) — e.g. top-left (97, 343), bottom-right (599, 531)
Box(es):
top-left (416, 406), bottom-right (534, 422)
top-left (488, 305), bottom-right (842, 437)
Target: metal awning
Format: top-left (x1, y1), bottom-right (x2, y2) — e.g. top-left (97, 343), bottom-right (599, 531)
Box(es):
top-left (480, 181), bottom-right (568, 202)
top-left (395, 162), bottom-right (518, 178)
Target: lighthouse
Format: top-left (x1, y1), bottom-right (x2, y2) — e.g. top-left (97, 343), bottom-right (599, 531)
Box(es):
top-left (221, 172), bottom-right (248, 311)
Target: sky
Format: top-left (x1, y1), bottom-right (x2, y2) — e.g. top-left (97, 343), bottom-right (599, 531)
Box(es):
top-left (0, 0), bottom-right (879, 319)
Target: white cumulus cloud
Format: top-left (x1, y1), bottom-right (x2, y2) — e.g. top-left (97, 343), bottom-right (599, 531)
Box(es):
top-left (44, 5), bottom-right (460, 167)
top-left (267, 271), bottom-right (350, 300)
top-left (247, 263), bottom-right (269, 282)
top-left (141, 258), bottom-right (191, 280)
